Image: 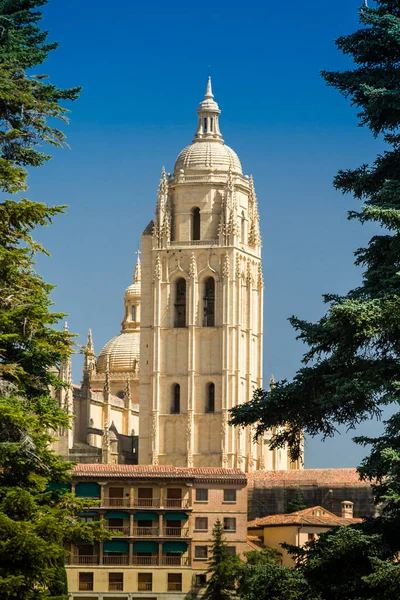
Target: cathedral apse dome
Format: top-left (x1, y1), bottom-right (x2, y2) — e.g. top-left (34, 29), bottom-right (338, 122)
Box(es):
top-left (97, 332), bottom-right (140, 374)
top-left (97, 255), bottom-right (141, 376)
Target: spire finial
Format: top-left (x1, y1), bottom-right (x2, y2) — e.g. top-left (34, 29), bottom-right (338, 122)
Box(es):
top-left (87, 328), bottom-right (94, 354)
top-left (205, 75), bottom-right (214, 100)
top-left (134, 250), bottom-right (142, 283)
top-left (64, 321), bottom-right (69, 332)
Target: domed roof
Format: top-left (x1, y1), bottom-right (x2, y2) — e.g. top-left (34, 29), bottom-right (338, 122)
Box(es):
top-left (125, 281), bottom-right (141, 297)
top-left (97, 332), bottom-right (140, 373)
top-left (174, 142), bottom-right (242, 174)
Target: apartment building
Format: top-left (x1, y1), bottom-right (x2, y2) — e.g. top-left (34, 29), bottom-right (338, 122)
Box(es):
top-left (66, 464), bottom-right (247, 599)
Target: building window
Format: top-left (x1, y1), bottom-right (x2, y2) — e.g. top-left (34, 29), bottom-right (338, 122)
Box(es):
top-left (210, 117), bottom-right (213, 132)
top-left (171, 384), bottom-right (180, 414)
top-left (241, 211), bottom-right (246, 244)
top-left (192, 207), bottom-right (200, 240)
top-left (195, 517), bottom-right (208, 531)
top-left (174, 278), bottom-right (187, 327)
top-left (195, 573), bottom-right (207, 587)
top-left (223, 489), bottom-right (237, 503)
top-left (195, 488), bottom-right (208, 502)
top-left (168, 573), bottom-right (182, 592)
top-left (137, 487), bottom-right (153, 507)
top-left (194, 546), bottom-right (208, 559)
top-left (132, 305), bottom-right (136, 321)
top-left (223, 517), bottom-right (236, 531)
top-left (226, 546), bottom-right (236, 556)
top-left (206, 382), bottom-right (215, 413)
top-left (116, 390), bottom-right (124, 399)
top-left (308, 533), bottom-right (316, 542)
top-left (109, 572), bottom-right (123, 591)
top-left (203, 277), bottom-right (215, 327)
top-left (138, 573), bottom-right (152, 591)
top-left (79, 573), bottom-right (93, 591)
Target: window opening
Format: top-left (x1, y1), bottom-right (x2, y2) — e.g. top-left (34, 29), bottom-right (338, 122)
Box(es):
top-left (206, 382), bottom-right (215, 412)
top-left (171, 384), bottom-right (180, 414)
top-left (192, 207), bottom-right (200, 240)
top-left (204, 277), bottom-right (215, 327)
top-left (174, 278), bottom-right (186, 327)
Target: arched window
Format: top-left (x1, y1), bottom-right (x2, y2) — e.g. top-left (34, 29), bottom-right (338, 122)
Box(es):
top-left (192, 207), bottom-right (200, 241)
top-left (203, 277), bottom-right (215, 327)
top-left (172, 384), bottom-right (180, 414)
top-left (206, 383), bottom-right (215, 413)
top-left (241, 211), bottom-right (246, 244)
top-left (174, 278), bottom-right (186, 328)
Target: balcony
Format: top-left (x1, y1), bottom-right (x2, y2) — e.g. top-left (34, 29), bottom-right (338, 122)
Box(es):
top-left (105, 525), bottom-right (130, 536)
top-left (133, 527), bottom-right (159, 537)
top-left (132, 555), bottom-right (159, 566)
top-left (165, 498), bottom-right (190, 508)
top-left (70, 555), bottom-right (99, 565)
top-left (133, 498), bottom-right (160, 508)
top-left (103, 497), bottom-right (130, 507)
top-left (163, 527), bottom-right (189, 538)
top-left (138, 582), bottom-right (152, 591)
top-left (163, 555), bottom-right (189, 566)
top-left (103, 555), bottom-right (129, 565)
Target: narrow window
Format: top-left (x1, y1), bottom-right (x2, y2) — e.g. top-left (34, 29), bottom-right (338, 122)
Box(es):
top-left (210, 117), bottom-right (213, 132)
top-left (195, 546), bottom-right (208, 559)
top-left (168, 573), bottom-right (182, 591)
top-left (131, 305), bottom-right (136, 321)
top-left (195, 488), bottom-right (208, 502)
top-left (204, 118), bottom-right (207, 133)
top-left (79, 573), bottom-right (93, 591)
top-left (223, 489), bottom-right (237, 502)
top-left (171, 384), bottom-right (180, 414)
top-left (138, 573), bottom-right (152, 591)
top-left (204, 277), bottom-right (215, 327)
top-left (195, 574), bottom-right (207, 587)
top-left (174, 278), bottom-right (186, 327)
top-left (206, 382), bottom-right (215, 413)
top-left (192, 207), bottom-right (200, 240)
top-left (241, 211), bottom-right (246, 244)
top-left (109, 572), bottom-right (123, 591)
top-left (223, 517), bottom-right (236, 531)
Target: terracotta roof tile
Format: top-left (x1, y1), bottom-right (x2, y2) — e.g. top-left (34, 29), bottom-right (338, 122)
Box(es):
top-left (248, 505), bottom-right (362, 528)
top-left (247, 469), bottom-right (370, 489)
top-left (73, 464), bottom-right (246, 481)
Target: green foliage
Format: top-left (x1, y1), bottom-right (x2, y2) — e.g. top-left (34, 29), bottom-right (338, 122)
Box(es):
top-left (0, 2), bottom-right (104, 599)
top-left (286, 489), bottom-right (307, 513)
top-left (230, 1), bottom-right (400, 599)
top-left (239, 561), bottom-right (312, 600)
top-left (203, 520), bottom-right (241, 600)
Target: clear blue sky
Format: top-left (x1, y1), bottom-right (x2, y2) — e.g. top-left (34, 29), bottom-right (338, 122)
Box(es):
top-left (31, 0), bottom-right (387, 468)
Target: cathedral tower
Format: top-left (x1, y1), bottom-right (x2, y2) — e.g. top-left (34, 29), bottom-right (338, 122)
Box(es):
top-left (139, 78), bottom-right (292, 471)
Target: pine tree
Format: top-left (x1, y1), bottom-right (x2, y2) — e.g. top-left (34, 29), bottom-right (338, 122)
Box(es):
top-left (0, 3), bottom-right (106, 599)
top-left (286, 489), bottom-right (307, 514)
top-left (203, 520), bottom-right (241, 600)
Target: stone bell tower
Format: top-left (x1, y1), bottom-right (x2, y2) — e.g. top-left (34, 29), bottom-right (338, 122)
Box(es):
top-left (139, 78), bottom-right (294, 471)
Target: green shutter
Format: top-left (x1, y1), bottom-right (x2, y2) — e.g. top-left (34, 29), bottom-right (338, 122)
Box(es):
top-left (104, 511), bottom-right (130, 520)
top-left (165, 512), bottom-right (188, 520)
top-left (162, 542), bottom-right (188, 553)
top-left (75, 482), bottom-right (101, 498)
top-left (134, 512), bottom-right (158, 520)
top-left (103, 541), bottom-right (129, 553)
top-left (133, 542), bottom-right (159, 553)
top-left (47, 483), bottom-right (71, 493)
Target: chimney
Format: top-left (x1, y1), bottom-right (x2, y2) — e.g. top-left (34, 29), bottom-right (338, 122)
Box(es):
top-left (341, 500), bottom-right (354, 519)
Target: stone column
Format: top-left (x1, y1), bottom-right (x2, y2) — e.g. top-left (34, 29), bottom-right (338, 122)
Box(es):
top-left (186, 253), bottom-right (197, 467)
top-left (152, 253), bottom-right (162, 465)
top-left (221, 252), bottom-right (230, 467)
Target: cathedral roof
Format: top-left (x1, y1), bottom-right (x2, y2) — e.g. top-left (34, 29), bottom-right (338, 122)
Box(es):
top-left (173, 76), bottom-right (243, 176)
top-left (97, 332), bottom-right (140, 374)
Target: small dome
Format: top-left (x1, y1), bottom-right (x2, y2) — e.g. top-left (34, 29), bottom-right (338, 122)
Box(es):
top-left (174, 142), bottom-right (242, 175)
top-left (125, 282), bottom-right (140, 297)
top-left (97, 332), bottom-right (140, 373)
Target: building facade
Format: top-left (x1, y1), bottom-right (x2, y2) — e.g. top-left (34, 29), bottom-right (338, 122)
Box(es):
top-left (66, 464), bottom-right (247, 600)
top-left (139, 77), bottom-right (295, 472)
